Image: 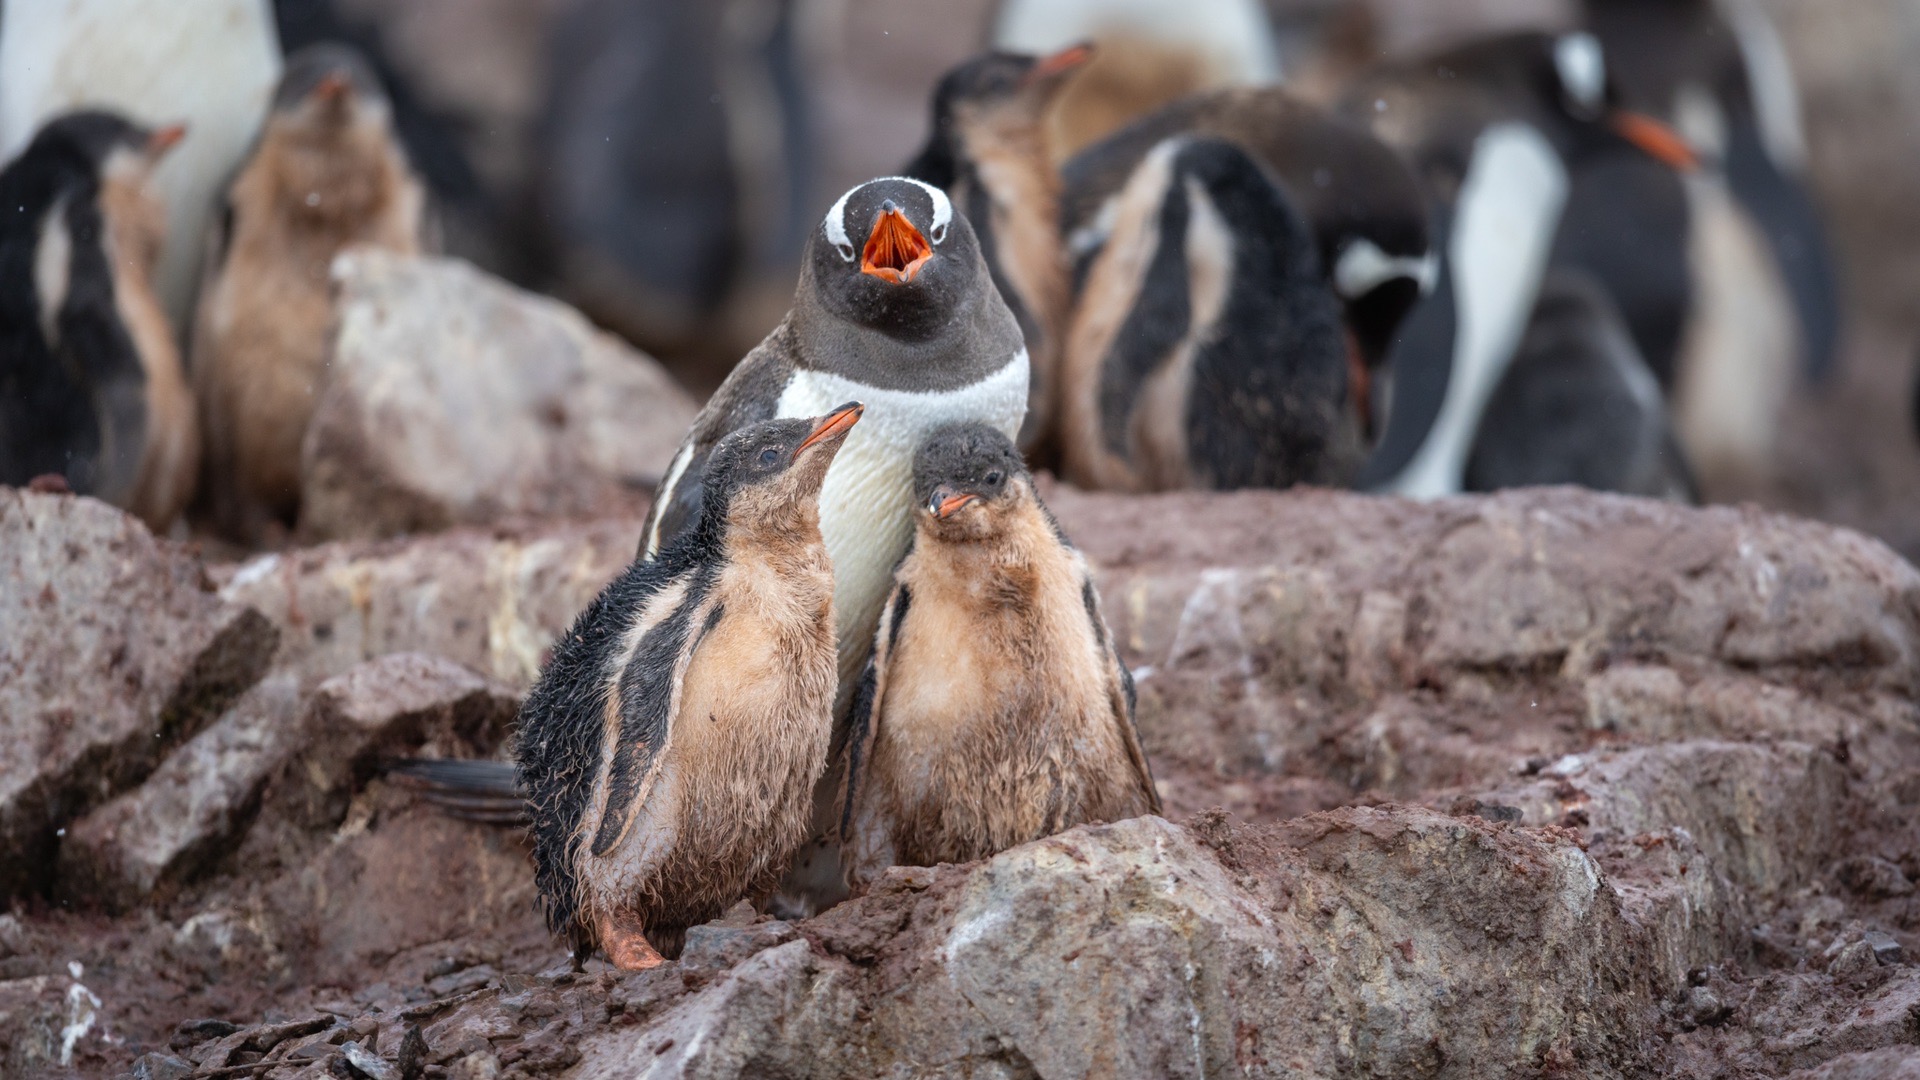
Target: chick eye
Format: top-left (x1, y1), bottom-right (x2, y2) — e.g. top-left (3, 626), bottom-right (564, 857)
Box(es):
top-left (984, 470), bottom-right (1003, 485)
top-left (759, 447), bottom-right (781, 466)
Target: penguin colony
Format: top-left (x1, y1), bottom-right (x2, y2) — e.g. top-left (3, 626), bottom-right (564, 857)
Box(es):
top-left (1, 5), bottom-right (1843, 970)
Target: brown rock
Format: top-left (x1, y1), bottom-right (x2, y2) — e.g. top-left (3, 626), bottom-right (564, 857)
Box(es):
top-left (0, 491), bottom-right (277, 899)
top-left (300, 250), bottom-right (698, 541)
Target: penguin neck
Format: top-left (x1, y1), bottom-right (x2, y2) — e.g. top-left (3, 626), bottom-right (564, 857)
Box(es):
top-left (790, 266), bottom-right (1022, 393)
top-left (959, 116), bottom-right (1071, 357)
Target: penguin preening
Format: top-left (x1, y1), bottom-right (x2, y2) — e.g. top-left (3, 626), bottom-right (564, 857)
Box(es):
top-left (904, 45), bottom-right (1094, 456)
top-left (516, 405), bottom-right (861, 970)
top-left (1339, 30), bottom-right (1707, 499)
top-left (1059, 135), bottom-right (1358, 492)
top-left (0, 111), bottom-right (199, 530)
top-left (840, 423), bottom-right (1159, 890)
top-left (1464, 269), bottom-right (1696, 502)
top-left (1059, 86), bottom-right (1437, 425)
top-left (192, 43), bottom-right (426, 544)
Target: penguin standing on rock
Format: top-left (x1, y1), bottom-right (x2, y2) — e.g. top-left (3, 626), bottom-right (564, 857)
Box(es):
top-left (192, 43), bottom-right (425, 544)
top-left (903, 45), bottom-right (1094, 456)
top-left (840, 423), bottom-right (1159, 889)
top-left (516, 405), bottom-right (861, 970)
top-left (0, 111), bottom-right (198, 531)
top-left (1059, 135), bottom-right (1358, 492)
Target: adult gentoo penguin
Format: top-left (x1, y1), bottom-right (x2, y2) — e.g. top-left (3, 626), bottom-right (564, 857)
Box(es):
top-left (1058, 86), bottom-right (1436, 433)
top-left (192, 44), bottom-right (426, 543)
top-left (0, 111), bottom-right (199, 531)
top-left (1058, 135), bottom-right (1357, 491)
top-left (904, 45), bottom-right (1094, 455)
top-left (517, 405), bottom-right (860, 969)
top-left (640, 176), bottom-right (1026, 689)
top-left (840, 423), bottom-right (1158, 889)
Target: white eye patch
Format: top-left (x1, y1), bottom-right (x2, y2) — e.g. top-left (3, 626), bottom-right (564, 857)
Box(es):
top-left (1554, 32), bottom-right (1606, 116)
top-left (821, 175), bottom-right (956, 258)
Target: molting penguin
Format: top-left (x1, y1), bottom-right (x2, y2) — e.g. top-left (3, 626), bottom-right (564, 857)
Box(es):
top-left (1465, 269), bottom-right (1696, 502)
top-left (0, 111), bottom-right (198, 530)
top-left (1059, 135), bottom-right (1357, 491)
top-left (840, 423), bottom-right (1159, 889)
top-left (192, 44), bottom-right (426, 544)
top-left (1339, 30), bottom-right (1703, 498)
top-left (516, 405), bottom-right (860, 970)
top-left (1059, 86), bottom-right (1437, 434)
top-left (904, 45), bottom-right (1094, 456)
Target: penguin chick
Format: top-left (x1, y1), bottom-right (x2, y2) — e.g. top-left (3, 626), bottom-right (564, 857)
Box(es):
top-left (1060, 135), bottom-right (1357, 492)
top-left (905, 45), bottom-right (1093, 456)
top-left (840, 422), bottom-right (1158, 888)
top-left (0, 110), bottom-right (197, 530)
top-left (193, 43), bottom-right (425, 544)
top-left (516, 403), bottom-right (862, 970)
top-left (1464, 269), bottom-right (1697, 502)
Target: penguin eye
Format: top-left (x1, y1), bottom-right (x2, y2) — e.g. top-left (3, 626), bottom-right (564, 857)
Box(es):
top-left (759, 447), bottom-right (781, 467)
top-left (930, 222), bottom-right (947, 244)
top-left (984, 470), bottom-right (1003, 486)
top-left (834, 241), bottom-right (855, 262)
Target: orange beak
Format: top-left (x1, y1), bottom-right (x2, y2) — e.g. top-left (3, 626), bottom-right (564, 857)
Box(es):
top-left (1610, 110), bottom-right (1698, 172)
top-left (796, 401), bottom-right (864, 456)
top-left (314, 72), bottom-right (351, 102)
top-left (1024, 42), bottom-right (1095, 85)
top-left (146, 124), bottom-right (186, 156)
top-left (929, 486), bottom-right (979, 519)
top-left (861, 207), bottom-right (933, 284)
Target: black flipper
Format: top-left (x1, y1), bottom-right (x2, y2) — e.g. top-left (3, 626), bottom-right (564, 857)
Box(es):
top-left (387, 758), bottom-right (526, 825)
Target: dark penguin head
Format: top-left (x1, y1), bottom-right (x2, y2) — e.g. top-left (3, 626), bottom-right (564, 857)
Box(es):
top-left (911, 422), bottom-right (1033, 542)
top-left (0, 111), bottom-right (183, 493)
top-left (905, 45), bottom-right (1094, 189)
top-left (792, 176), bottom-right (1024, 390)
top-left (261, 43), bottom-right (406, 223)
top-left (693, 403), bottom-right (864, 545)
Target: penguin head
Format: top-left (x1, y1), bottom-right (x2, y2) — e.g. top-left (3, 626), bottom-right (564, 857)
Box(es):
top-left (7, 111), bottom-right (185, 262)
top-left (704, 403), bottom-right (864, 537)
top-left (262, 43), bottom-right (405, 219)
top-left (802, 176), bottom-right (997, 341)
top-left (907, 45), bottom-right (1094, 188)
top-left (912, 422), bottom-right (1032, 540)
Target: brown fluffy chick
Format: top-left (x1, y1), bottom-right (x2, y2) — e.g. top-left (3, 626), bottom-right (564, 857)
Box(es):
top-left (839, 422), bottom-right (1159, 888)
top-left (192, 42), bottom-right (424, 543)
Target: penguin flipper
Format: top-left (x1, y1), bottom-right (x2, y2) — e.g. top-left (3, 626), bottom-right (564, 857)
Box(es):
top-left (387, 758), bottom-right (526, 824)
top-left (838, 583), bottom-right (909, 841)
top-left (588, 589), bottom-right (725, 858)
top-left (1078, 564), bottom-right (1160, 815)
top-left (638, 330), bottom-right (795, 557)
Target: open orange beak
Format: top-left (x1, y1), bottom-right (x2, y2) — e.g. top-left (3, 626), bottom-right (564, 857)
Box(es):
top-left (796, 401), bottom-right (864, 456)
top-left (861, 206), bottom-right (933, 284)
top-left (1610, 110), bottom-right (1698, 172)
top-left (929, 486), bottom-right (979, 519)
top-left (146, 124), bottom-right (186, 157)
top-left (1024, 42), bottom-right (1095, 86)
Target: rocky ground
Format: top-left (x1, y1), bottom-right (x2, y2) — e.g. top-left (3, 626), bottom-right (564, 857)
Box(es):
top-left (4, 473), bottom-right (1917, 1079)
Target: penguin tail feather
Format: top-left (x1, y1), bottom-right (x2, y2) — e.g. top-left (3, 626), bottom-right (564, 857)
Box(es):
top-left (385, 758), bottom-right (527, 826)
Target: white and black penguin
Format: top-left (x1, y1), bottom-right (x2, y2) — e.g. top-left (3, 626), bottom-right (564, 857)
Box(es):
top-left (1338, 30), bottom-right (1705, 498)
top-left (192, 42), bottom-right (426, 543)
top-left (1059, 134), bottom-right (1357, 492)
top-left (1464, 269), bottom-right (1696, 502)
top-left (0, 111), bottom-right (198, 531)
top-left (840, 422), bottom-right (1159, 890)
top-left (516, 405), bottom-right (861, 970)
top-left (1059, 86), bottom-right (1437, 413)
top-left (903, 45), bottom-right (1094, 456)
top-left (640, 176), bottom-right (1027, 690)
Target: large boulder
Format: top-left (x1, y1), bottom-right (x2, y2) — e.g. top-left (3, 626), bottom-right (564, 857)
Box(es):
top-left (0, 491), bottom-right (276, 900)
top-left (300, 249), bottom-right (698, 541)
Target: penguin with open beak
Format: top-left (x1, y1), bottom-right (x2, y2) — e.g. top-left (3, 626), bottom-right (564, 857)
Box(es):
top-left (904, 44), bottom-right (1094, 458)
top-left (1059, 85), bottom-right (1437, 433)
top-left (839, 422), bottom-right (1159, 889)
top-left (192, 43), bottom-right (425, 544)
top-left (1339, 30), bottom-right (1707, 499)
top-left (0, 111), bottom-right (198, 531)
top-left (1058, 134), bottom-right (1359, 491)
top-left (516, 404), bottom-right (861, 970)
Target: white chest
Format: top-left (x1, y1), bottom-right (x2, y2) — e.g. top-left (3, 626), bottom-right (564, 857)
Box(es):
top-left (774, 352), bottom-right (1030, 676)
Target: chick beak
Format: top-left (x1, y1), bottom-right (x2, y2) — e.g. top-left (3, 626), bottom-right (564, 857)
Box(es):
top-left (1609, 110), bottom-right (1699, 172)
top-left (146, 124), bottom-right (187, 158)
top-left (928, 485), bottom-right (979, 519)
top-left (861, 204), bottom-right (933, 284)
top-left (795, 401), bottom-right (864, 457)
top-left (312, 71), bottom-right (354, 112)
top-left (1023, 42), bottom-right (1095, 86)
